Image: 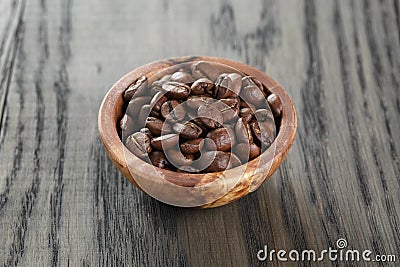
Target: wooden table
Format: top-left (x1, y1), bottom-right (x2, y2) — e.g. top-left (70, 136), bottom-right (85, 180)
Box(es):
top-left (1, 0), bottom-right (399, 266)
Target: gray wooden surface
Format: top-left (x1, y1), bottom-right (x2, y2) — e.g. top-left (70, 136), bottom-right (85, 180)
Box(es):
top-left (1, 0), bottom-right (400, 266)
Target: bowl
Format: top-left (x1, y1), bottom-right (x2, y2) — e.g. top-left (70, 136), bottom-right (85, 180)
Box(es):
top-left (98, 56), bottom-right (297, 208)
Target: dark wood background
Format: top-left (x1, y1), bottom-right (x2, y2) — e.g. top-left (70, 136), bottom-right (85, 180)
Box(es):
top-left (1, 0), bottom-right (400, 266)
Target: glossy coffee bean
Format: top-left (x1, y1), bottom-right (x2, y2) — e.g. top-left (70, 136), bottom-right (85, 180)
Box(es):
top-left (146, 117), bottom-right (171, 136)
top-left (150, 91), bottom-right (168, 117)
top-left (162, 82), bottom-right (191, 99)
top-left (138, 104), bottom-right (151, 126)
top-left (227, 152), bottom-right (242, 169)
top-left (151, 74), bottom-right (171, 92)
top-left (214, 73), bottom-right (242, 99)
top-left (240, 108), bottom-right (254, 122)
top-left (235, 118), bottom-right (253, 143)
top-left (185, 95), bottom-right (214, 109)
top-left (125, 132), bottom-right (152, 158)
top-left (204, 151), bottom-right (230, 172)
top-left (191, 61), bottom-right (234, 81)
top-left (149, 151), bottom-right (171, 169)
top-left (126, 96), bottom-right (152, 118)
top-left (191, 78), bottom-right (214, 95)
top-left (150, 134), bottom-right (179, 150)
top-left (165, 148), bottom-right (193, 166)
top-left (120, 114), bottom-right (136, 138)
top-left (180, 138), bottom-right (204, 154)
top-left (206, 128), bottom-right (235, 151)
top-left (233, 142), bottom-right (261, 162)
top-left (241, 84), bottom-right (266, 108)
top-left (124, 76), bottom-right (147, 101)
top-left (267, 93), bottom-right (282, 117)
top-left (212, 98), bottom-right (240, 123)
top-left (170, 71), bottom-right (195, 84)
top-left (173, 122), bottom-right (203, 139)
top-left (160, 100), bottom-right (185, 122)
top-left (197, 105), bottom-right (223, 128)
top-left (250, 120), bottom-right (275, 147)
top-left (254, 108), bottom-right (274, 122)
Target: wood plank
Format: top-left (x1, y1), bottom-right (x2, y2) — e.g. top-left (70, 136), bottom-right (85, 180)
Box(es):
top-left (0, 0), bottom-right (399, 266)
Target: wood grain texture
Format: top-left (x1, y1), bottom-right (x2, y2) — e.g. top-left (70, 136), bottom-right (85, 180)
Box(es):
top-left (0, 0), bottom-right (399, 266)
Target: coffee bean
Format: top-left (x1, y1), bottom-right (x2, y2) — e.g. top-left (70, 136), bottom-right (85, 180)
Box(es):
top-left (120, 114), bottom-right (136, 138)
top-left (203, 151), bottom-right (230, 172)
top-left (191, 78), bottom-right (214, 95)
top-left (150, 91), bottom-right (168, 117)
top-left (160, 100), bottom-right (185, 122)
top-left (170, 71), bottom-right (195, 84)
top-left (151, 74), bottom-right (171, 92)
top-left (250, 120), bottom-right (275, 147)
top-left (227, 152), bottom-right (242, 169)
top-left (267, 93), bottom-right (282, 117)
top-left (240, 108), bottom-right (254, 122)
top-left (191, 61), bottom-right (234, 81)
top-left (149, 151), bottom-right (171, 169)
top-left (185, 95), bottom-right (214, 109)
top-left (177, 165), bottom-right (200, 173)
top-left (162, 81), bottom-right (191, 99)
top-left (180, 138), bottom-right (204, 154)
top-left (212, 98), bottom-right (240, 123)
top-left (235, 118), bottom-right (253, 143)
top-left (150, 133), bottom-right (179, 150)
top-left (138, 104), bottom-right (151, 126)
top-left (241, 83), bottom-right (266, 108)
top-left (254, 108), bottom-right (274, 122)
top-left (206, 128), bottom-right (235, 151)
top-left (125, 132), bottom-right (152, 158)
top-left (214, 73), bottom-right (242, 99)
top-left (126, 96), bottom-right (152, 118)
top-left (146, 117), bottom-right (171, 136)
top-left (165, 148), bottom-right (193, 166)
top-left (197, 105), bottom-right (223, 128)
top-left (124, 76), bottom-right (147, 101)
top-left (173, 121), bottom-right (203, 139)
top-left (233, 142), bottom-right (261, 162)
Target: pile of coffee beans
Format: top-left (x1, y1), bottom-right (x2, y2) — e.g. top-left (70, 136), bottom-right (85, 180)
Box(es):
top-left (119, 61), bottom-right (282, 173)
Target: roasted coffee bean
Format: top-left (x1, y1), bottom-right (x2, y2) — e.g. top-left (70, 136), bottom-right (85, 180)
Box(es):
top-left (180, 138), bottom-right (204, 154)
top-left (125, 132), bottom-right (152, 158)
top-left (267, 93), bottom-right (282, 117)
top-left (242, 76), bottom-right (263, 92)
top-left (146, 117), bottom-right (171, 136)
top-left (191, 61), bottom-right (234, 81)
top-left (126, 96), bottom-right (152, 118)
top-left (165, 148), bottom-right (193, 166)
top-left (124, 76), bottom-right (147, 101)
top-left (173, 121), bottom-right (203, 139)
top-left (241, 83), bottom-right (266, 108)
top-left (254, 108), bottom-right (274, 122)
top-left (227, 152), bottom-right (242, 169)
top-left (185, 95), bottom-right (214, 109)
top-left (240, 108), bottom-right (254, 122)
top-left (214, 73), bottom-right (242, 99)
top-left (120, 114), bottom-right (136, 138)
top-left (250, 120), bottom-right (275, 147)
top-left (160, 100), bottom-right (185, 122)
top-left (191, 78), bottom-right (213, 95)
top-left (197, 105), bottom-right (223, 128)
top-left (149, 151), bottom-right (171, 169)
top-left (212, 98), bottom-right (240, 123)
top-left (162, 81), bottom-right (191, 99)
top-left (204, 151), bottom-right (230, 172)
top-left (150, 91), bottom-right (168, 117)
top-left (138, 104), bottom-right (151, 126)
top-left (206, 128), bottom-right (235, 151)
top-left (177, 165), bottom-right (200, 173)
top-left (170, 71), bottom-right (195, 84)
top-left (233, 142), bottom-right (261, 162)
top-left (150, 134), bottom-right (179, 150)
top-left (235, 118), bottom-right (253, 143)
top-left (139, 127), bottom-right (152, 136)
top-left (151, 74), bottom-right (171, 91)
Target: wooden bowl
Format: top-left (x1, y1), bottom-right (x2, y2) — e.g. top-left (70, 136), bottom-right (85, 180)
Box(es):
top-left (98, 56), bottom-right (297, 208)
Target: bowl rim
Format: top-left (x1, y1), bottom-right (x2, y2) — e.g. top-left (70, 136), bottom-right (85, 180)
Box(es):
top-left (98, 56), bottom-right (297, 189)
